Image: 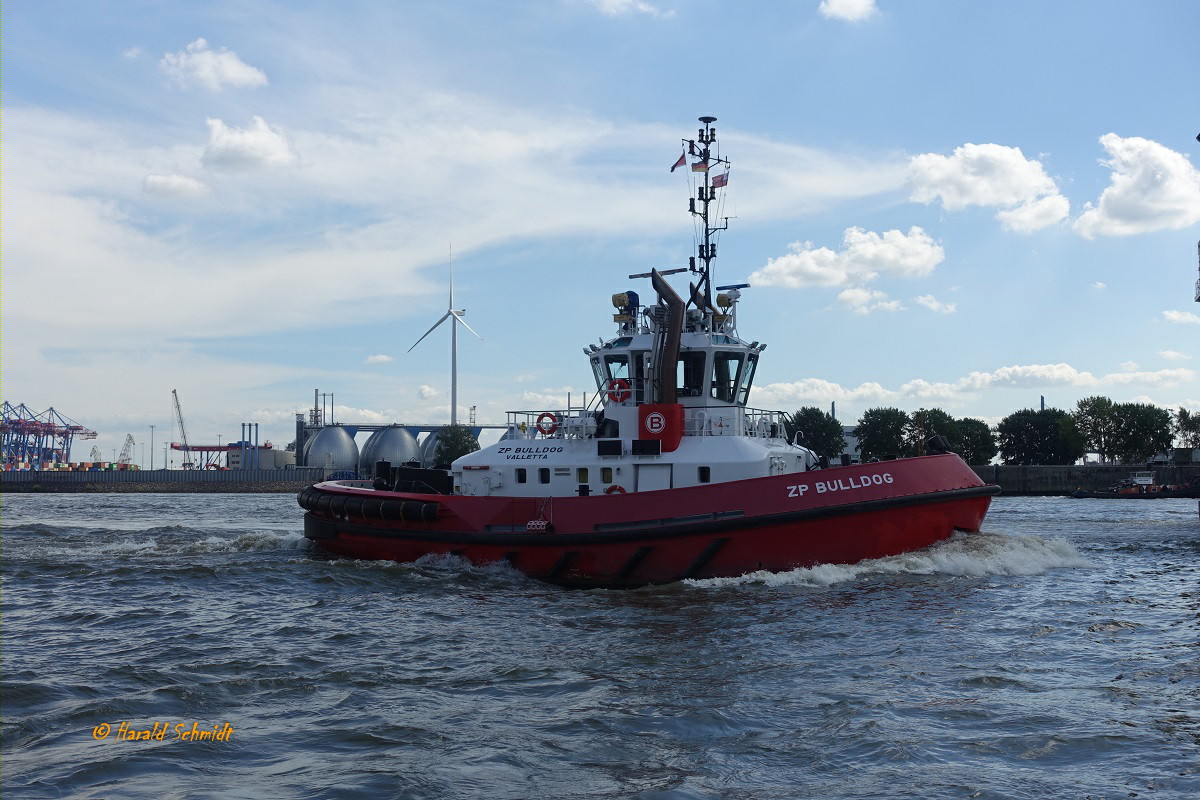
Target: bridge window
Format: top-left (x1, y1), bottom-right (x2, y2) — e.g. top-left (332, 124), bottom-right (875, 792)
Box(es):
top-left (604, 354), bottom-right (630, 381)
top-left (736, 353), bottom-right (759, 406)
top-left (590, 358), bottom-right (605, 392)
top-left (677, 352), bottom-right (707, 397)
top-left (711, 352), bottom-right (745, 403)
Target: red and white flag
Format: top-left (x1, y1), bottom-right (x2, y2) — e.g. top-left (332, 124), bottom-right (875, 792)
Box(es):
top-left (712, 171), bottom-right (729, 188)
top-left (670, 153), bottom-right (686, 172)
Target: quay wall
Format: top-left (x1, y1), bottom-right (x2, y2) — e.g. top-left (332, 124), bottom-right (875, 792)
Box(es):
top-left (971, 464), bottom-right (1200, 496)
top-left (1, 468), bottom-right (327, 494)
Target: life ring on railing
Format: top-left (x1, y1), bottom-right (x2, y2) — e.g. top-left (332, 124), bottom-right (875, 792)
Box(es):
top-left (536, 412), bottom-right (558, 436)
top-left (607, 378), bottom-right (631, 403)
top-left (604, 484), bottom-right (627, 495)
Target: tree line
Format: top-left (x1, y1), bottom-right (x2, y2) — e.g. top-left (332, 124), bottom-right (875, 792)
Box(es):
top-left (784, 397), bottom-right (1200, 466)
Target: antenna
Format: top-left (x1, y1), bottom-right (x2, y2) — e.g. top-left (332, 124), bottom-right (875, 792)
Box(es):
top-left (408, 246), bottom-right (484, 426)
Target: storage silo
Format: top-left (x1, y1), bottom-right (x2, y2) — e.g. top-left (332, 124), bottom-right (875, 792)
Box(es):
top-left (360, 426), bottom-right (420, 470)
top-left (304, 425), bottom-right (359, 473)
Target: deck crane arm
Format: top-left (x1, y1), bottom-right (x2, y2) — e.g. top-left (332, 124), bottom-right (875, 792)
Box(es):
top-left (172, 389), bottom-right (194, 468)
top-left (117, 434), bottom-right (135, 465)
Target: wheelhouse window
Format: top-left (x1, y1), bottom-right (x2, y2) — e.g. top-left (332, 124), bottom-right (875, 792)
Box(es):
top-left (736, 353), bottom-right (759, 406)
top-left (590, 358), bottom-right (605, 392)
top-left (711, 352), bottom-right (745, 403)
top-left (677, 352), bottom-right (707, 397)
top-left (604, 354), bottom-right (630, 381)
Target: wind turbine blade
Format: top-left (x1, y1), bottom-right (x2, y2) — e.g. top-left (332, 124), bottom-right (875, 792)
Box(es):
top-left (453, 312), bottom-right (484, 341)
top-left (407, 312), bottom-right (453, 352)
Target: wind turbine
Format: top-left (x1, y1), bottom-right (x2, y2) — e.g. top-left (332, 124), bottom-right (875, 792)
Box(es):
top-left (408, 248), bottom-right (483, 425)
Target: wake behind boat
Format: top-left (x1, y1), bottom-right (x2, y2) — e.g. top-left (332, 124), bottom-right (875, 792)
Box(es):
top-left (299, 116), bottom-right (1000, 587)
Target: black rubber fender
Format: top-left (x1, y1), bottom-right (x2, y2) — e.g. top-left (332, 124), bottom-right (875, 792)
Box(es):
top-left (421, 502), bottom-right (439, 522)
top-left (359, 498), bottom-right (384, 519)
top-left (381, 500), bottom-right (408, 520)
top-left (329, 495), bottom-right (347, 516)
top-left (316, 494), bottom-right (334, 516)
top-left (343, 497), bottom-right (365, 519)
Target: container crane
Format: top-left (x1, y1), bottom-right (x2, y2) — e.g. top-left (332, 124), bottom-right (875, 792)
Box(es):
top-left (172, 389), bottom-right (195, 469)
top-left (117, 434), bottom-right (136, 466)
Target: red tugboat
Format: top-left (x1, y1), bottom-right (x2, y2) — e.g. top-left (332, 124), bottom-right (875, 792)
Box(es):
top-left (300, 116), bottom-right (1000, 587)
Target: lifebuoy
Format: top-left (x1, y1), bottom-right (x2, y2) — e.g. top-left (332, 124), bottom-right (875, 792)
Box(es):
top-left (604, 484), bottom-right (626, 495)
top-left (536, 412), bottom-right (558, 436)
top-left (607, 378), bottom-right (631, 403)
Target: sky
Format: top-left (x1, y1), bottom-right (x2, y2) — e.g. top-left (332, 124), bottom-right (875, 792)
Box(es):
top-left (4, 0), bottom-right (1200, 467)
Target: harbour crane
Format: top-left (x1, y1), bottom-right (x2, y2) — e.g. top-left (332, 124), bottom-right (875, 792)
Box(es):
top-left (172, 389), bottom-right (195, 469)
top-left (90, 446), bottom-right (103, 463)
top-left (117, 434), bottom-right (136, 466)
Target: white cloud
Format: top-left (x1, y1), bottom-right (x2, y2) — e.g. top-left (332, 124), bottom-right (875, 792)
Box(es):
top-left (1092, 281), bottom-right (1107, 290)
top-left (909, 143), bottom-right (1068, 232)
top-left (418, 385), bottom-right (440, 400)
top-left (122, 47), bottom-right (142, 60)
top-left (750, 226), bottom-right (943, 289)
top-left (1120, 361), bottom-right (1139, 371)
top-left (818, 0), bottom-right (878, 22)
top-left (364, 354), bottom-right (393, 364)
top-left (1105, 368), bottom-right (1196, 387)
top-left (960, 363), bottom-right (1098, 389)
top-left (913, 294), bottom-right (956, 314)
top-left (837, 287), bottom-right (902, 315)
top-left (1164, 310), bottom-right (1200, 325)
top-left (581, 0), bottom-right (673, 17)
top-left (1074, 134), bottom-right (1200, 237)
top-left (201, 117), bottom-right (295, 171)
top-left (1159, 350), bottom-right (1190, 361)
top-left (160, 38), bottom-right (268, 92)
top-left (143, 173), bottom-right (210, 198)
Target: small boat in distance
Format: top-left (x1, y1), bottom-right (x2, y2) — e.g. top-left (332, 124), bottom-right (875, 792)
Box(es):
top-left (299, 116), bottom-right (1000, 587)
top-left (1071, 470), bottom-right (1200, 499)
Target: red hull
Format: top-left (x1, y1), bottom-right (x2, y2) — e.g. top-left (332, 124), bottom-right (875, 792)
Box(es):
top-left (300, 454), bottom-right (999, 587)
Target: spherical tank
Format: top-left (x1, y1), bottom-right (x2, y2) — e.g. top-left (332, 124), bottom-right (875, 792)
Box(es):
top-left (419, 430), bottom-right (442, 468)
top-left (360, 426), bottom-right (419, 470)
top-left (304, 426), bottom-right (359, 472)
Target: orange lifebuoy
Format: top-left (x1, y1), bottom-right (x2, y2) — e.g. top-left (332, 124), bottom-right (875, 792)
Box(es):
top-left (607, 378), bottom-right (631, 403)
top-left (604, 484), bottom-right (626, 495)
top-left (535, 412), bottom-right (558, 436)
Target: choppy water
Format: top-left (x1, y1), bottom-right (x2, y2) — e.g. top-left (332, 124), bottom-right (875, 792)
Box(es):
top-left (2, 493), bottom-right (1198, 799)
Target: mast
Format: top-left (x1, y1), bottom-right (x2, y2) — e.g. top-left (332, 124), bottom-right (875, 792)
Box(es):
top-left (686, 116), bottom-right (729, 323)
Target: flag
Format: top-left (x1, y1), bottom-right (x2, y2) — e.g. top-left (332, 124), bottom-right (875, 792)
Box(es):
top-left (712, 171), bottom-right (729, 188)
top-left (670, 153), bottom-right (686, 172)
top-left (691, 161), bottom-right (708, 172)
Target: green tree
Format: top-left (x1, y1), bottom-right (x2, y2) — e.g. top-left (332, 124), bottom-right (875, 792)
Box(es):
top-left (783, 407), bottom-right (847, 459)
top-left (433, 425), bottom-right (480, 469)
top-left (1175, 408), bottom-right (1200, 450)
top-left (1074, 396), bottom-right (1117, 463)
top-left (1108, 403), bottom-right (1173, 464)
top-left (956, 418), bottom-right (998, 464)
top-left (855, 407), bottom-right (910, 461)
top-left (996, 408), bottom-right (1084, 465)
top-left (905, 408), bottom-right (960, 456)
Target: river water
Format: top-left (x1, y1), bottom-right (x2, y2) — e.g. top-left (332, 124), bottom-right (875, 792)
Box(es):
top-left (2, 493), bottom-right (1197, 799)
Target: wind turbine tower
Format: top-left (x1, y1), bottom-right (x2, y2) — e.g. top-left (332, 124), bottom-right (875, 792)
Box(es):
top-left (408, 248), bottom-right (484, 426)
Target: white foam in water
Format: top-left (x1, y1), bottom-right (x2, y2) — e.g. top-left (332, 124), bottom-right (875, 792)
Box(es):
top-left (30, 530), bottom-right (308, 561)
top-left (685, 532), bottom-right (1093, 589)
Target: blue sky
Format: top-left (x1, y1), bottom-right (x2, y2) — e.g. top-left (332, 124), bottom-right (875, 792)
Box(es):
top-left (5, 0), bottom-right (1200, 465)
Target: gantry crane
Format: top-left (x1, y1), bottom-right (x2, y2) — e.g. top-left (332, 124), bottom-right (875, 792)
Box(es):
top-left (117, 434), bottom-right (136, 466)
top-left (171, 389), bottom-right (195, 469)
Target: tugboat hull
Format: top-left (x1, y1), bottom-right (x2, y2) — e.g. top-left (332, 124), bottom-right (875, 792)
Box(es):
top-left (300, 454), bottom-right (998, 587)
